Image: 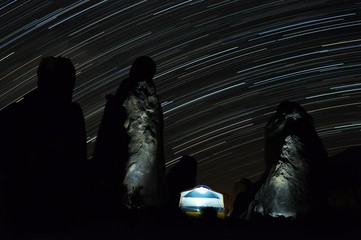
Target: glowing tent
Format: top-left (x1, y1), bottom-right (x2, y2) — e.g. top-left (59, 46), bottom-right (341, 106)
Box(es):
top-left (179, 185), bottom-right (225, 218)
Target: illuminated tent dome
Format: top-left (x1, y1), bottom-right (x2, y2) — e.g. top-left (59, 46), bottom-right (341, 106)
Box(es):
top-left (179, 185), bottom-right (225, 218)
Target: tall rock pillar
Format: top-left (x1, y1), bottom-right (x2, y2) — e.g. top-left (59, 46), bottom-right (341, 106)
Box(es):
top-left (122, 78), bottom-right (166, 209)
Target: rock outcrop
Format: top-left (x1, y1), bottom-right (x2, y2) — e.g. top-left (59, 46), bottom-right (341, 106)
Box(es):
top-left (122, 79), bottom-right (166, 208)
top-left (93, 56), bottom-right (166, 210)
top-left (252, 101), bottom-right (329, 219)
top-left (166, 155), bottom-right (197, 209)
top-left (227, 178), bottom-right (254, 218)
top-left (328, 147), bottom-right (361, 221)
top-left (329, 146), bottom-right (361, 188)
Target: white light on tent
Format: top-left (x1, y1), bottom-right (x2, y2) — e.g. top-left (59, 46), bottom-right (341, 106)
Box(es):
top-left (195, 186), bottom-right (208, 194)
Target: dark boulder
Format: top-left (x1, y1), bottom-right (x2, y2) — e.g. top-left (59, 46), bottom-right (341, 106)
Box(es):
top-left (0, 57), bottom-right (87, 233)
top-left (166, 155), bottom-right (197, 209)
top-left (328, 147), bottom-right (361, 222)
top-left (329, 146), bottom-right (361, 188)
top-left (227, 178), bottom-right (255, 218)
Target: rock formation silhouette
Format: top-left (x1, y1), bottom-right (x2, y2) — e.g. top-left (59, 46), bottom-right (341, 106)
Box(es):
top-left (227, 178), bottom-right (256, 218)
top-left (90, 87), bottom-right (130, 230)
top-left (329, 146), bottom-right (361, 189)
top-left (251, 101), bottom-right (329, 220)
top-left (166, 155), bottom-right (198, 209)
top-left (328, 146), bottom-right (361, 223)
top-left (94, 56), bottom-right (166, 210)
top-left (0, 56), bottom-right (87, 233)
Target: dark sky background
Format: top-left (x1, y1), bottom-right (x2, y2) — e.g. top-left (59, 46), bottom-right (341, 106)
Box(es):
top-left (1, 0), bottom-right (360, 194)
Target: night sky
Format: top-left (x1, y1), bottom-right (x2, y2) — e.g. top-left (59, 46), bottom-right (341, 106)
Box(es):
top-left (1, 0), bottom-right (360, 194)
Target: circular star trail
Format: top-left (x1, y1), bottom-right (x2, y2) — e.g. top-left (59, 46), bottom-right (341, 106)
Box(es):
top-left (1, 0), bottom-right (360, 194)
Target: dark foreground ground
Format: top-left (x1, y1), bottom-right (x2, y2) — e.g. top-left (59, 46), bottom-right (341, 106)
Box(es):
top-left (1, 208), bottom-right (360, 240)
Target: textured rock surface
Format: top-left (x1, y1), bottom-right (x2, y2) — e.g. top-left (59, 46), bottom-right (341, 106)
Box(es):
top-left (252, 101), bottom-right (329, 219)
top-left (122, 80), bottom-right (166, 208)
top-left (254, 135), bottom-right (311, 218)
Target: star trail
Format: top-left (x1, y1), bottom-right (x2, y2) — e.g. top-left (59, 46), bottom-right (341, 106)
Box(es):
top-left (1, 0), bottom-right (360, 194)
